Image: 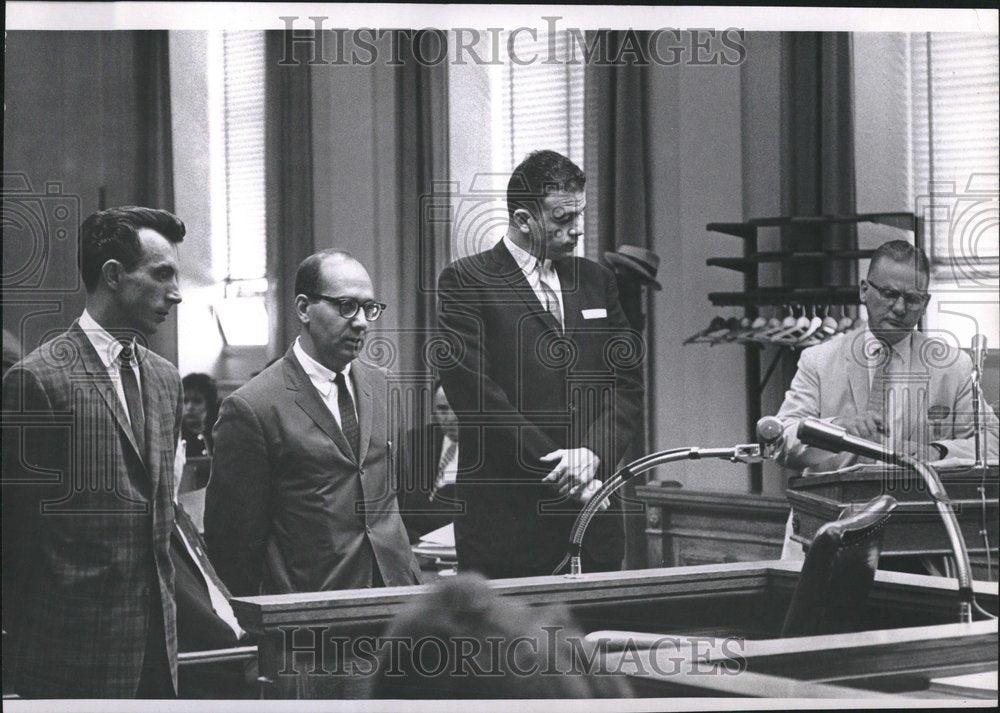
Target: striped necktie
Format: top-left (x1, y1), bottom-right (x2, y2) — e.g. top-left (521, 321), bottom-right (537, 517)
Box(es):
top-left (866, 342), bottom-right (894, 418)
top-left (537, 265), bottom-right (563, 332)
top-left (866, 341), bottom-right (897, 455)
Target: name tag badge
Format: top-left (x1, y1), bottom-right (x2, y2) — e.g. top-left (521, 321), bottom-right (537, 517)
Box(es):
top-left (581, 308), bottom-right (607, 320)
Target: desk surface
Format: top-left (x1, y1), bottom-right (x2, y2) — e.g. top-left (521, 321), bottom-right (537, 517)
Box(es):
top-left (232, 562), bottom-right (999, 700)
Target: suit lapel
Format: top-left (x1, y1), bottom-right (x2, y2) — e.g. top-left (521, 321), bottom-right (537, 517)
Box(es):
top-left (490, 240), bottom-right (562, 332)
top-left (68, 323), bottom-right (147, 470)
top-left (352, 362), bottom-right (374, 465)
top-left (285, 349), bottom-right (356, 462)
top-left (843, 334), bottom-right (870, 416)
top-left (136, 345), bottom-right (167, 494)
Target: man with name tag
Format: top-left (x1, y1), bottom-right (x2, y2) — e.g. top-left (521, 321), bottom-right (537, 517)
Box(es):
top-left (775, 240), bottom-right (999, 562)
top-left (436, 150), bottom-right (644, 578)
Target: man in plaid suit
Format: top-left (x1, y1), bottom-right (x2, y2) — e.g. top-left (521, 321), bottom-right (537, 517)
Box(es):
top-left (2, 207), bottom-right (185, 698)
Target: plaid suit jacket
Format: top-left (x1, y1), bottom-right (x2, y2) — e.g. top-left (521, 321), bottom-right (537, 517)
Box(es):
top-left (2, 321), bottom-right (183, 698)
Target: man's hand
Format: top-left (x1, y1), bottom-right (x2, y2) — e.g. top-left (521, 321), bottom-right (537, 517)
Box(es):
top-left (577, 478), bottom-right (610, 511)
top-left (831, 413), bottom-right (886, 442)
top-left (540, 447), bottom-right (600, 498)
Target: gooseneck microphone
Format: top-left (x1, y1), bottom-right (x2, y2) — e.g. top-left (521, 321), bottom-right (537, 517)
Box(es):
top-left (972, 334), bottom-right (987, 376)
top-left (796, 417), bottom-right (976, 623)
top-left (971, 334), bottom-right (988, 468)
top-left (796, 419), bottom-right (899, 464)
top-left (756, 416), bottom-right (785, 447)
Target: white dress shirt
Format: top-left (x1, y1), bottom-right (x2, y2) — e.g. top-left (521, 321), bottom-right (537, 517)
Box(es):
top-left (503, 236), bottom-right (565, 325)
top-left (78, 309), bottom-right (141, 424)
top-left (293, 336), bottom-right (357, 428)
top-left (437, 434), bottom-right (458, 488)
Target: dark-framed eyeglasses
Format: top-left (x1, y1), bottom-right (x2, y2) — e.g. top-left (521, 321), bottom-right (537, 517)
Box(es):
top-left (306, 294), bottom-right (386, 321)
top-left (865, 279), bottom-right (930, 310)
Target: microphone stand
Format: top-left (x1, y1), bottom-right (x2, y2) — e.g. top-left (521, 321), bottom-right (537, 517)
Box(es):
top-left (558, 440), bottom-right (776, 577)
top-left (970, 334), bottom-right (987, 469)
top-left (797, 418), bottom-right (976, 624)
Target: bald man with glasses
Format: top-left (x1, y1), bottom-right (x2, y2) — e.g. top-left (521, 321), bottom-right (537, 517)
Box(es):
top-left (205, 250), bottom-right (420, 598)
top-left (774, 240), bottom-right (999, 560)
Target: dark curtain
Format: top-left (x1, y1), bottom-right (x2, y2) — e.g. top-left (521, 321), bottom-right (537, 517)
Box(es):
top-left (584, 31), bottom-right (654, 569)
top-left (136, 31), bottom-right (179, 363)
top-left (396, 31), bottom-right (450, 376)
top-left (780, 32), bottom-right (857, 288)
top-left (778, 33), bottom-right (858, 443)
top-left (265, 32), bottom-right (315, 358)
top-left (584, 31), bottom-right (653, 262)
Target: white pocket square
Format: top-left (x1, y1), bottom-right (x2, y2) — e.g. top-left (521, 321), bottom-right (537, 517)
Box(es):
top-left (581, 308), bottom-right (607, 319)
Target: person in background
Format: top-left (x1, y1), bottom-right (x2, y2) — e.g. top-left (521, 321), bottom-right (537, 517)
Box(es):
top-left (775, 240), bottom-right (999, 564)
top-left (396, 380), bottom-right (461, 543)
top-left (182, 372), bottom-right (218, 458)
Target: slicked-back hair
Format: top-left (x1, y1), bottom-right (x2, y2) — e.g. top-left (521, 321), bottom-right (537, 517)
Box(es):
top-left (506, 150), bottom-right (586, 221)
top-left (79, 206), bottom-right (185, 292)
top-left (293, 249), bottom-right (358, 297)
top-left (868, 240), bottom-right (930, 278)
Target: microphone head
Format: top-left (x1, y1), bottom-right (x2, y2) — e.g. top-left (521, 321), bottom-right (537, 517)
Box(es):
top-left (971, 334), bottom-right (987, 368)
top-left (797, 418), bottom-right (850, 453)
top-left (756, 416), bottom-right (785, 446)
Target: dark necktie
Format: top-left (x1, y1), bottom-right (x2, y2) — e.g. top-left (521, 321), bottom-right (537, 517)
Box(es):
top-left (119, 343), bottom-right (146, 461)
top-left (334, 371), bottom-right (360, 459)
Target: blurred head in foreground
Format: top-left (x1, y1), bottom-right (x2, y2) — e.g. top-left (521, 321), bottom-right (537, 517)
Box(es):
top-left (368, 572), bottom-right (631, 699)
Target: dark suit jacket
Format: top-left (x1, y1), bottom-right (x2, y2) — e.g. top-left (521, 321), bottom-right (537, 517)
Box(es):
top-left (1, 322), bottom-right (182, 697)
top-left (437, 241), bottom-right (644, 574)
top-left (395, 425), bottom-right (459, 543)
top-left (205, 347), bottom-right (420, 596)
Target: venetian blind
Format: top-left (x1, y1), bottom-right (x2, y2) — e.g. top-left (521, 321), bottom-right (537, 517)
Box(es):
top-left (911, 32), bottom-right (999, 273)
top-left (221, 30), bottom-right (267, 291)
top-left (499, 31), bottom-right (585, 174)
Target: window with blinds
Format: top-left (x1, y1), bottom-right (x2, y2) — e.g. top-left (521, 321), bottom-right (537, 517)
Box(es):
top-left (498, 31), bottom-right (585, 174)
top-left (448, 30), bottom-right (587, 260)
top-left (209, 30), bottom-right (268, 345)
top-left (911, 32), bottom-right (999, 278)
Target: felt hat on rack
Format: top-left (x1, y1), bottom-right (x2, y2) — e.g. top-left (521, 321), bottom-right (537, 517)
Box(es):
top-left (604, 245), bottom-right (662, 290)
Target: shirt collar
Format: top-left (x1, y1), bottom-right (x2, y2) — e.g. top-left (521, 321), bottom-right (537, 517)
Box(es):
top-left (863, 326), bottom-right (913, 368)
top-left (503, 235), bottom-right (551, 275)
top-left (293, 337), bottom-right (351, 397)
top-left (79, 309), bottom-right (130, 369)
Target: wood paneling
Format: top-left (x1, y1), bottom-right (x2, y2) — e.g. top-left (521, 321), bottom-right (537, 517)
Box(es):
top-left (636, 485), bottom-right (788, 568)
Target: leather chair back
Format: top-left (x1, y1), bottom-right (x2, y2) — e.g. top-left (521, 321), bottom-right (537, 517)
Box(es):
top-left (781, 494), bottom-right (897, 637)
